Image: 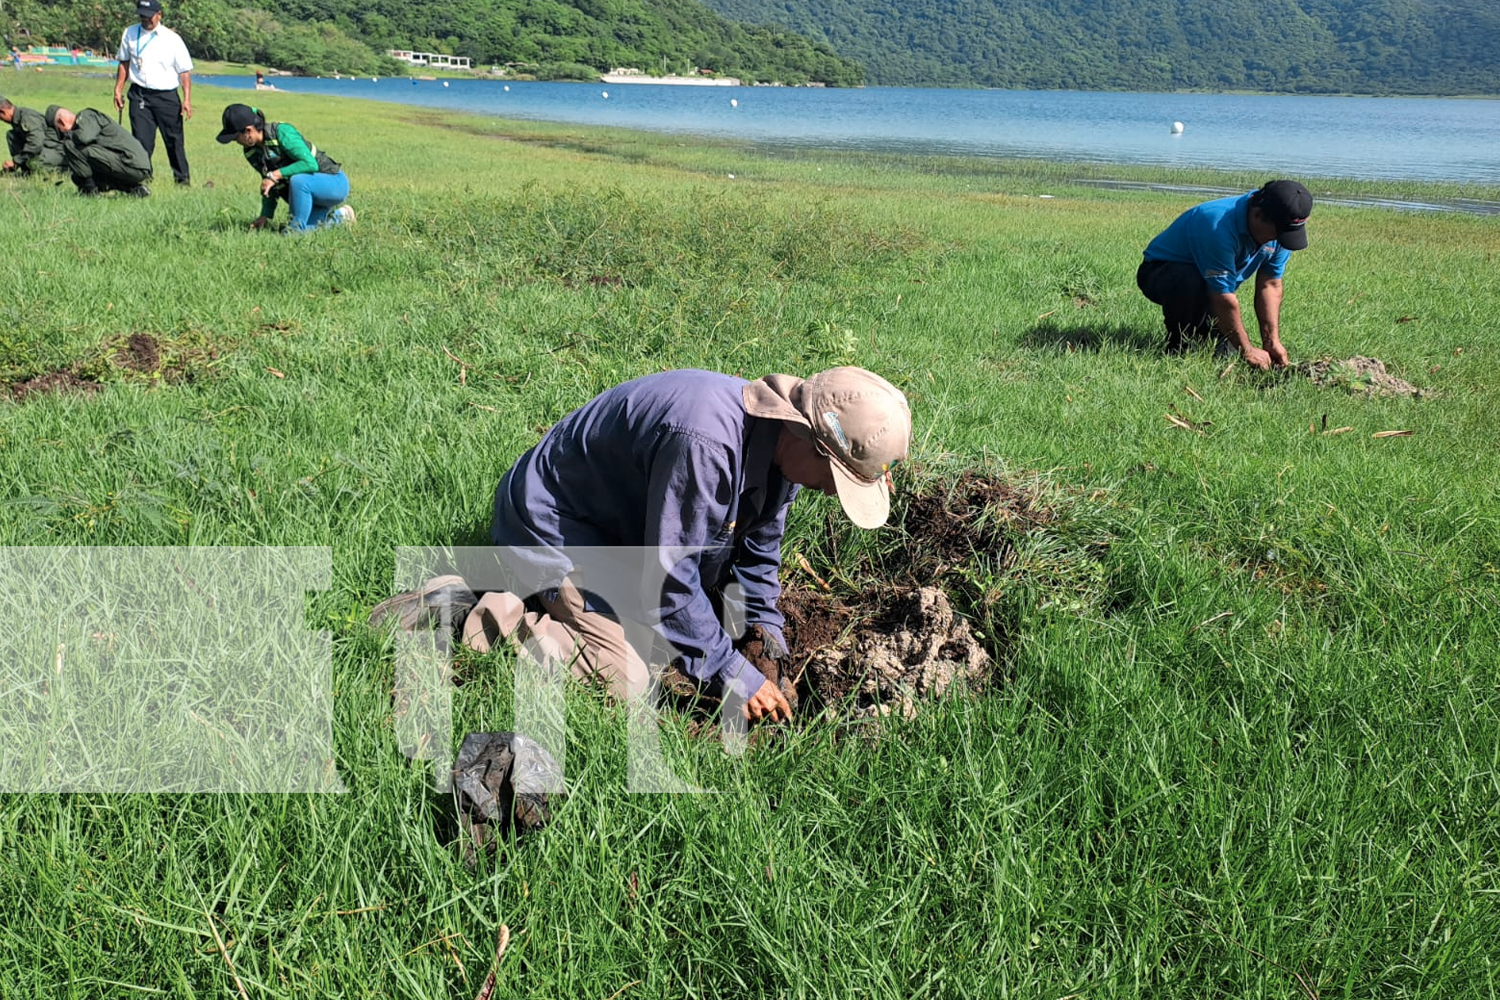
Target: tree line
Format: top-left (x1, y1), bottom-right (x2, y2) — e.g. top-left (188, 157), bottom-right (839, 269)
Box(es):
top-left (2, 0), bottom-right (863, 85)
top-left (702, 0), bottom-right (1500, 95)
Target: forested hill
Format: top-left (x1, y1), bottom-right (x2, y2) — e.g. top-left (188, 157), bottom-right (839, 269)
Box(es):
top-left (700, 0), bottom-right (1500, 94)
top-left (3, 0), bottom-right (863, 85)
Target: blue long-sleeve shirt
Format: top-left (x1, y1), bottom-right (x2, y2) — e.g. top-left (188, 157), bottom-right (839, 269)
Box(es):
top-left (1143, 191), bottom-right (1290, 294)
top-left (490, 370), bottom-right (796, 700)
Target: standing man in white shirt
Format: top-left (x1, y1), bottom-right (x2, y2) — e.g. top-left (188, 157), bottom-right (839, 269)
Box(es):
top-left (113, 0), bottom-right (193, 185)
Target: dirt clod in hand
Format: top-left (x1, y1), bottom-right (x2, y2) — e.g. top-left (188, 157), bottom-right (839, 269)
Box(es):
top-left (1296, 355), bottom-right (1431, 398)
top-left (734, 625), bottom-right (798, 712)
top-left (793, 586), bottom-right (990, 721)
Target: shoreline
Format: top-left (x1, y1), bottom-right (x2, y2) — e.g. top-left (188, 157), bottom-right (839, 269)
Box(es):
top-left (185, 75), bottom-right (1500, 199)
top-left (600, 73), bottom-right (741, 87)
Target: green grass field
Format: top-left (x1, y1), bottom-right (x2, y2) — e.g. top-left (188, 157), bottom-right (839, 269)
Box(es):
top-left (2, 72), bottom-right (1498, 998)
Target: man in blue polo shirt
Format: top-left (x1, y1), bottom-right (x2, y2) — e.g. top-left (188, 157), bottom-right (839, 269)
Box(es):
top-left (1137, 179), bottom-right (1313, 370)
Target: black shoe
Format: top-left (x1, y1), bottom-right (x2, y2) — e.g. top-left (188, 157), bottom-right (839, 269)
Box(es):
top-left (77, 184), bottom-right (99, 197)
top-left (128, 184), bottom-right (151, 198)
top-left (175, 179), bottom-right (190, 187)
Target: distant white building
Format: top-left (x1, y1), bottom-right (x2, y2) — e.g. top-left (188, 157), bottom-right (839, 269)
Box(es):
top-left (388, 49), bottom-right (472, 70)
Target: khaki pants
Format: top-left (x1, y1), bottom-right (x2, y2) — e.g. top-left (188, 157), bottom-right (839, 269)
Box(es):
top-left (460, 578), bottom-right (651, 702)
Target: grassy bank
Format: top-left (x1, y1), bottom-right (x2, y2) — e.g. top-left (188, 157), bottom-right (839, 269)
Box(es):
top-left (2, 74), bottom-right (1498, 998)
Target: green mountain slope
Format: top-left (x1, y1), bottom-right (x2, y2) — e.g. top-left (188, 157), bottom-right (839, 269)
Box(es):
top-left (699, 0), bottom-right (1500, 93)
top-left (3, 0), bottom-right (863, 85)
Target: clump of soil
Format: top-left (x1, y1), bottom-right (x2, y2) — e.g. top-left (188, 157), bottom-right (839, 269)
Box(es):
top-left (113, 332), bottom-right (162, 373)
top-left (664, 584), bottom-right (992, 725)
top-left (789, 586), bottom-right (990, 720)
top-left (6, 371), bottom-right (102, 403)
top-left (1296, 355), bottom-right (1431, 398)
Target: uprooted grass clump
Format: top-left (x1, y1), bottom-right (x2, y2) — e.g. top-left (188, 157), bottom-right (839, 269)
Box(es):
top-left (810, 464), bottom-right (1118, 638)
top-left (1295, 355), bottom-right (1433, 398)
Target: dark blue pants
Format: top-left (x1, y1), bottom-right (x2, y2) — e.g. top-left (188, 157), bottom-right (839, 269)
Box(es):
top-left (128, 84), bottom-right (189, 184)
top-left (1136, 258), bottom-right (1217, 352)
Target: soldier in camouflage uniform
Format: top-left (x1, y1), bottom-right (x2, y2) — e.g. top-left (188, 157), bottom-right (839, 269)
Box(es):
top-left (1, 98), bottom-right (64, 175)
top-left (45, 105), bottom-right (152, 196)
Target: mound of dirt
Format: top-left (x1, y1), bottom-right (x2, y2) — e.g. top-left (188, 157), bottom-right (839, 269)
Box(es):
top-left (661, 470), bottom-right (1099, 728)
top-left (883, 471), bottom-right (1056, 586)
top-left (790, 586), bottom-right (991, 721)
top-left (113, 332), bottom-right (162, 373)
top-left (662, 584), bottom-right (994, 725)
top-left (6, 371), bottom-right (102, 403)
top-left (1296, 355), bottom-right (1431, 398)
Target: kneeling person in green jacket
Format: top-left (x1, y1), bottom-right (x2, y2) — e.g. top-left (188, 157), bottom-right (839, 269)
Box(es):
top-left (217, 104), bottom-right (352, 232)
top-left (45, 105), bottom-right (152, 196)
top-left (2, 98), bottom-right (65, 175)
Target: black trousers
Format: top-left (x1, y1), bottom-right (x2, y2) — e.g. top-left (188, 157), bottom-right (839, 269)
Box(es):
top-left (128, 83), bottom-right (189, 184)
top-left (1136, 258), bottom-right (1217, 352)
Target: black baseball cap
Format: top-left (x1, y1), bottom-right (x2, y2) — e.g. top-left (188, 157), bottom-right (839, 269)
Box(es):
top-left (137, 0), bottom-right (162, 16)
top-left (1255, 179), bottom-right (1313, 251)
top-left (216, 103), bottom-right (260, 142)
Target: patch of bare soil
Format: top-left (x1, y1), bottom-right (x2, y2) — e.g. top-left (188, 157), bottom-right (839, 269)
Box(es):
top-left (6, 332), bottom-right (220, 402)
top-left (1296, 355), bottom-right (1432, 398)
top-left (6, 371), bottom-right (102, 402)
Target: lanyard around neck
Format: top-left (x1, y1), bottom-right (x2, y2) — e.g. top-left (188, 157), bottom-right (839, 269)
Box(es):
top-left (134, 25), bottom-right (157, 61)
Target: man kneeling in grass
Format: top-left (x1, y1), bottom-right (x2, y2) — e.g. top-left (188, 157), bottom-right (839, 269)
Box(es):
top-left (45, 105), bottom-right (152, 197)
top-left (1137, 179), bottom-right (1313, 370)
top-left (373, 367), bottom-right (912, 725)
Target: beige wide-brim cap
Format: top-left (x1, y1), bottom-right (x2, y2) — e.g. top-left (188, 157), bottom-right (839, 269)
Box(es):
top-left (743, 366), bottom-right (912, 529)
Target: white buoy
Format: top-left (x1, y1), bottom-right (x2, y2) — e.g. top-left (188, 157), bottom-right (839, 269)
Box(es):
top-left (1171, 121), bottom-right (1184, 134)
top-left (442, 80), bottom-right (449, 87)
top-left (730, 98), bottom-right (738, 108)
top-left (601, 90), bottom-right (609, 99)
top-left (504, 85), bottom-right (510, 91)
top-left (372, 77), bottom-right (378, 82)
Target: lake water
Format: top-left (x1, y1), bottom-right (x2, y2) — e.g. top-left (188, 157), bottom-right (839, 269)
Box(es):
top-left (202, 77), bottom-right (1500, 187)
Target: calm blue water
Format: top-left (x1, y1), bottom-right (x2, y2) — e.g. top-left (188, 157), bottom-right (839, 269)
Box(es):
top-left (202, 77), bottom-right (1500, 185)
